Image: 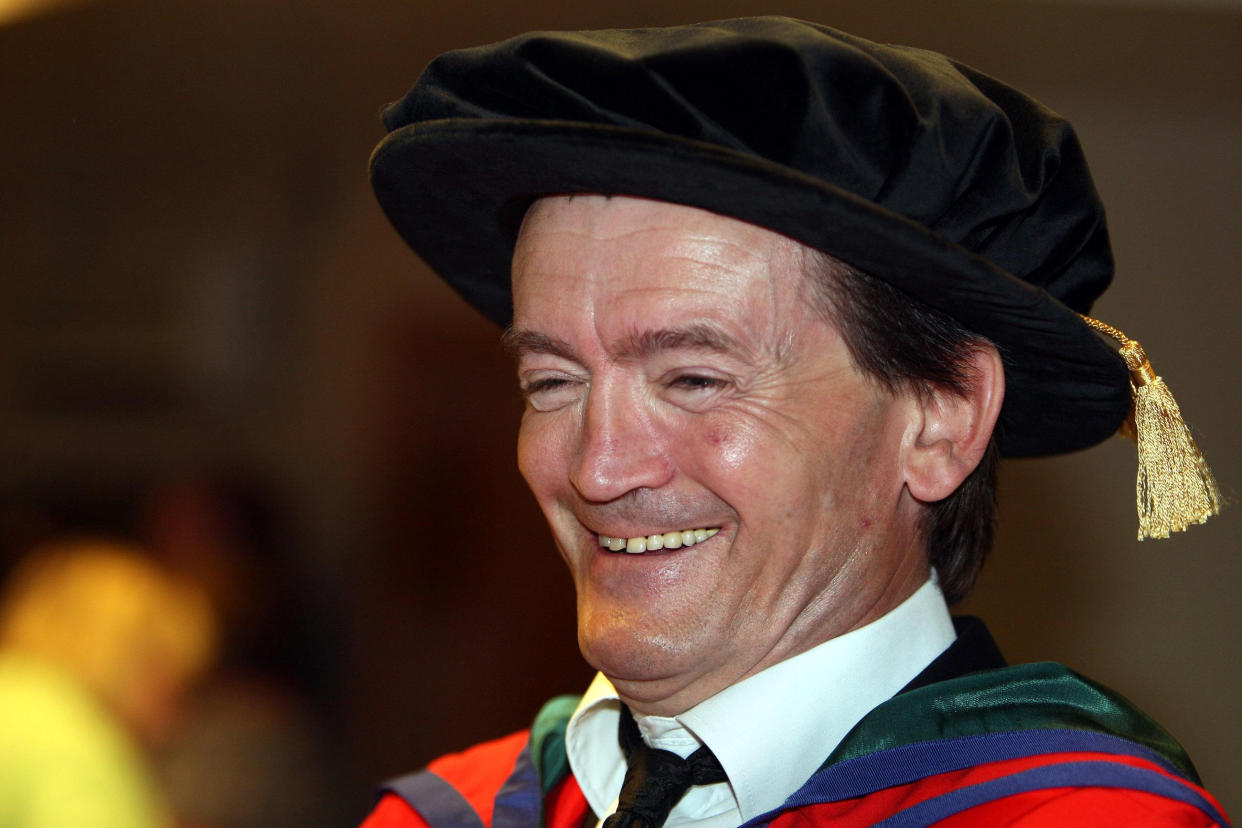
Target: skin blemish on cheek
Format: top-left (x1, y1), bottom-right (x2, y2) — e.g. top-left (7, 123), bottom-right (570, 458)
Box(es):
top-left (859, 517), bottom-right (873, 530)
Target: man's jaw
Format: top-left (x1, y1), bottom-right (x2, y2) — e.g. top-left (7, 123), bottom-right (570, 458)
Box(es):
top-left (597, 527), bottom-right (720, 554)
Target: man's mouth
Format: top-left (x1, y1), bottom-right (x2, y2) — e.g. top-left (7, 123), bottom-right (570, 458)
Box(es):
top-left (597, 527), bottom-right (720, 554)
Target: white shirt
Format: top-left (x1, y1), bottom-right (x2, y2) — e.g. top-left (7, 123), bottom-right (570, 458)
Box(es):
top-left (564, 577), bottom-right (956, 827)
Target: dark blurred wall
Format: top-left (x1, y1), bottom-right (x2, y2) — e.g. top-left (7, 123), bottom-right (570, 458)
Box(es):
top-left (2, 0), bottom-right (1238, 820)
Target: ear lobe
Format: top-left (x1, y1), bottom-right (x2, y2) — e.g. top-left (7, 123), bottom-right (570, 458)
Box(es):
top-left (903, 345), bottom-right (1005, 504)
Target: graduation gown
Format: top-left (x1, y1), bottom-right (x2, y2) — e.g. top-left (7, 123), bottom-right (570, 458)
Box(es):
top-left (361, 619), bottom-right (1230, 827)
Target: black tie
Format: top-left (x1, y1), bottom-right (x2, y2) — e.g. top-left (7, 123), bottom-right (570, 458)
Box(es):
top-left (602, 707), bottom-right (728, 828)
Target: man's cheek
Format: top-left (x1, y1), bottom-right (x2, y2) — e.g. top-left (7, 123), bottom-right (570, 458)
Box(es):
top-left (694, 411), bottom-right (776, 476)
top-left (517, 418), bottom-right (570, 485)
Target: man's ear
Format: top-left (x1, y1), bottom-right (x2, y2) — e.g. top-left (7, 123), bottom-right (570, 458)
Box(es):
top-left (902, 345), bottom-right (1004, 504)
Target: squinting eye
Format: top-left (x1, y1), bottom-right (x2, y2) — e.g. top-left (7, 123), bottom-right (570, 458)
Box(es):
top-left (525, 377), bottom-right (569, 394)
top-left (521, 376), bottom-right (582, 411)
top-left (670, 374), bottom-right (726, 391)
top-left (661, 373), bottom-right (729, 412)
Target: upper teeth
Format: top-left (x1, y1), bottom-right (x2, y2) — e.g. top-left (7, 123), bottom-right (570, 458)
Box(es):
top-left (598, 528), bottom-right (720, 554)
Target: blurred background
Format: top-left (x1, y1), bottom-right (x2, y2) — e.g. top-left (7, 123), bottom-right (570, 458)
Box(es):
top-left (0, 0), bottom-right (1238, 824)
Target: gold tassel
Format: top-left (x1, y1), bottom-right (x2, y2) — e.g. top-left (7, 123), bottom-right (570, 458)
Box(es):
top-left (1081, 316), bottom-right (1222, 540)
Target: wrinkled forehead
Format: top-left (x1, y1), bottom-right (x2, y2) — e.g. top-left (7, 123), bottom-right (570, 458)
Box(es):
top-left (512, 194), bottom-right (829, 307)
top-left (507, 194), bottom-right (846, 367)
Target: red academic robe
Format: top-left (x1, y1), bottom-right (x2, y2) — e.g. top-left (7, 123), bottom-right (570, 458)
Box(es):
top-left (361, 621), bottom-right (1230, 827)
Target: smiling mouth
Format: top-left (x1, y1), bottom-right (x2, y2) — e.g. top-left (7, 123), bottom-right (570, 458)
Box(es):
top-left (597, 528), bottom-right (720, 554)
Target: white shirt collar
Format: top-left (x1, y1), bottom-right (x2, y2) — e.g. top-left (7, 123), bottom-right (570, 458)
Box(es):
top-left (564, 577), bottom-right (956, 826)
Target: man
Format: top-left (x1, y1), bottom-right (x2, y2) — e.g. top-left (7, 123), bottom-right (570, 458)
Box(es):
top-left (362, 17), bottom-right (1227, 827)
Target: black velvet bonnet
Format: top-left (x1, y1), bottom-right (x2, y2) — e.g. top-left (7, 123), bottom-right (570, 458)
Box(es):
top-left (369, 16), bottom-right (1130, 458)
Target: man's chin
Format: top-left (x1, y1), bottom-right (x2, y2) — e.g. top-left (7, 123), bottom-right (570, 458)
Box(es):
top-left (578, 622), bottom-right (725, 708)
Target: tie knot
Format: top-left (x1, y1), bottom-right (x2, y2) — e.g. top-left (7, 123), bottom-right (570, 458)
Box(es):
top-left (602, 708), bottom-right (727, 828)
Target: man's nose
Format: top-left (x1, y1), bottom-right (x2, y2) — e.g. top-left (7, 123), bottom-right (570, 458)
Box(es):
top-left (569, 383), bottom-right (673, 503)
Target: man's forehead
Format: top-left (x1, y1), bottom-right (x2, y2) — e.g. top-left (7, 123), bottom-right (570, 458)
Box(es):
top-left (508, 195), bottom-right (834, 365)
top-left (512, 194), bottom-right (823, 301)
top-left (516, 195), bottom-right (806, 267)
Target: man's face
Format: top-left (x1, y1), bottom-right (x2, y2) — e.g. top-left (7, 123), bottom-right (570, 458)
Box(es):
top-left (510, 195), bottom-right (928, 714)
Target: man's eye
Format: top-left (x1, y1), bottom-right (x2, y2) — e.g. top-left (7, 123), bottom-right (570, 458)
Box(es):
top-left (669, 374), bottom-right (726, 391)
top-left (525, 377), bottom-right (569, 394)
top-left (520, 376), bottom-right (581, 411)
top-left (661, 373), bottom-right (730, 411)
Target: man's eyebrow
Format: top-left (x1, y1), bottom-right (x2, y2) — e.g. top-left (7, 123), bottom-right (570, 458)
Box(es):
top-left (501, 323), bottom-right (747, 363)
top-left (613, 323), bottom-right (744, 361)
top-left (501, 328), bottom-right (580, 362)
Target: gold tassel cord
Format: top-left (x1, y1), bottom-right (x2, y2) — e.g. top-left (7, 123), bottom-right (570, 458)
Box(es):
top-left (1081, 315), bottom-right (1222, 540)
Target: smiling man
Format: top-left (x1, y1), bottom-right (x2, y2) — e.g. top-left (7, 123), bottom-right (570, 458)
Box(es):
top-left (362, 17), bottom-right (1226, 828)
top-left (506, 195), bottom-right (995, 722)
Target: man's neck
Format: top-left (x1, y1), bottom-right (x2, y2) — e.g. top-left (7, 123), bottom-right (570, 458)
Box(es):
top-left (611, 558), bottom-right (931, 717)
top-left (565, 576), bottom-right (957, 824)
